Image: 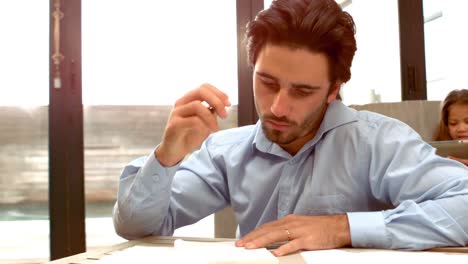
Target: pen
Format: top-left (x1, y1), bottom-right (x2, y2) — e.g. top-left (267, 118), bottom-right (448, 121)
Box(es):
top-left (201, 101), bottom-right (216, 114)
top-left (208, 106), bottom-right (215, 114)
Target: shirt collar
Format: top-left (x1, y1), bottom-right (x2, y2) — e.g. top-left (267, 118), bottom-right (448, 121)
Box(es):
top-left (252, 100), bottom-right (358, 157)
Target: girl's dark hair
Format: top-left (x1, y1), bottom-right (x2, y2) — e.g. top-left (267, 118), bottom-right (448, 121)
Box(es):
top-left (245, 0), bottom-right (356, 84)
top-left (434, 89), bottom-right (468, 140)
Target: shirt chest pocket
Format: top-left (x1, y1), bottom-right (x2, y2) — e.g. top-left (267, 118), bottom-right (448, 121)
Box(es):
top-left (294, 194), bottom-right (351, 215)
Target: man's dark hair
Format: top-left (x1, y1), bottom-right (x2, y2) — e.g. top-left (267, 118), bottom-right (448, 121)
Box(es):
top-left (246, 0), bottom-right (357, 84)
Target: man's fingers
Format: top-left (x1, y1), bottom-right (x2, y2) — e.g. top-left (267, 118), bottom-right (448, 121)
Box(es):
top-left (273, 239), bottom-right (302, 257)
top-left (244, 228), bottom-right (291, 249)
top-left (202, 83), bottom-right (231, 106)
top-left (176, 84), bottom-right (231, 119)
top-left (172, 101), bottom-right (220, 132)
top-left (171, 115), bottom-right (214, 134)
top-left (237, 223), bottom-right (275, 246)
top-left (199, 85), bottom-right (231, 119)
top-left (237, 217), bottom-right (295, 247)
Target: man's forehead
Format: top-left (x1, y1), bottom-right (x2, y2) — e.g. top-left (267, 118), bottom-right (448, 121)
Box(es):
top-left (254, 44), bottom-right (331, 85)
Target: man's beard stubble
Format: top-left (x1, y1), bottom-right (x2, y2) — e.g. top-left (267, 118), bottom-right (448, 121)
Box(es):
top-left (260, 100), bottom-right (328, 145)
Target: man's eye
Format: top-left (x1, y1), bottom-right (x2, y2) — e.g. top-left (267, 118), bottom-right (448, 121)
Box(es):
top-left (293, 88), bottom-right (312, 96)
top-left (261, 80), bottom-right (278, 88)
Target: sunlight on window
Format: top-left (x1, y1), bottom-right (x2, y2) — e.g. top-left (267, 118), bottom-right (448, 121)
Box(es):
top-left (0, 1), bottom-right (50, 262)
top-left (82, 0), bottom-right (238, 105)
top-left (81, 0), bottom-right (239, 247)
top-left (340, 0), bottom-right (401, 104)
top-left (0, 0), bottom-right (49, 106)
top-left (424, 0), bottom-right (468, 100)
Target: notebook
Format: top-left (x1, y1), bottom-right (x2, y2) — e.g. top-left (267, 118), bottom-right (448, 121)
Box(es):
top-left (428, 140), bottom-right (468, 159)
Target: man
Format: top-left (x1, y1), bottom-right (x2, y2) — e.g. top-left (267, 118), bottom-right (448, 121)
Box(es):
top-left (113, 0), bottom-right (468, 257)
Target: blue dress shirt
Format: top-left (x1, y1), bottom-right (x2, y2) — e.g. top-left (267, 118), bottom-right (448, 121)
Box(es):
top-left (113, 100), bottom-right (468, 249)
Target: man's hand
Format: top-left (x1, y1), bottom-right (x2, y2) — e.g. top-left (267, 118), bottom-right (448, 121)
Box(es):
top-left (235, 214), bottom-right (351, 257)
top-left (156, 84), bottom-right (231, 167)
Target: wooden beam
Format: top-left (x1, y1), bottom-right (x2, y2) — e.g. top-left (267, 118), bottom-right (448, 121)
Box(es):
top-left (398, 0), bottom-right (427, 100)
top-left (49, 0), bottom-right (85, 260)
top-left (236, 0), bottom-right (263, 126)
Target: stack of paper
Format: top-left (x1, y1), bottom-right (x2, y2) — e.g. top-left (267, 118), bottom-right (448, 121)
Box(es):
top-left (96, 239), bottom-right (278, 264)
top-left (97, 246), bottom-right (174, 264)
top-left (174, 239), bottom-right (279, 264)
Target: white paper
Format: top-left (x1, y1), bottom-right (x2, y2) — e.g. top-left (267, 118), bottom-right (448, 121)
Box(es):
top-left (96, 240), bottom-right (279, 264)
top-left (300, 249), bottom-right (468, 264)
top-left (174, 239), bottom-right (279, 264)
top-left (96, 246), bottom-right (176, 264)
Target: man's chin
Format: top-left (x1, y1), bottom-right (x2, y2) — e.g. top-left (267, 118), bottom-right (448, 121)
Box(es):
top-left (264, 129), bottom-right (294, 145)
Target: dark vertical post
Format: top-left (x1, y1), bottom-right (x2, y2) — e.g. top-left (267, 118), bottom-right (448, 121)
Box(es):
top-left (214, 0), bottom-right (264, 239)
top-left (49, 0), bottom-right (85, 260)
top-left (398, 0), bottom-right (427, 100)
top-left (236, 0), bottom-right (263, 126)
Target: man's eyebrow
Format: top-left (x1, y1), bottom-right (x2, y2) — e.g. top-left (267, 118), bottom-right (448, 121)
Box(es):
top-left (256, 71), bottom-right (278, 81)
top-left (256, 70), bottom-right (321, 90)
top-left (291, 83), bottom-right (321, 90)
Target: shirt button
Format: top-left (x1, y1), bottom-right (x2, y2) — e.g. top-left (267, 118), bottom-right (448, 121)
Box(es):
top-left (278, 211), bottom-right (285, 218)
top-left (279, 202), bottom-right (287, 211)
top-left (153, 175), bottom-right (160, 181)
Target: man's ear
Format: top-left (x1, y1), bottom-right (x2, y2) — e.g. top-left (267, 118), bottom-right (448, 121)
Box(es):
top-left (327, 82), bottom-right (342, 103)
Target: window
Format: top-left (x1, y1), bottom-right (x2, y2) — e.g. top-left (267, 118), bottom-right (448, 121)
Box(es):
top-left (340, 0), bottom-right (401, 104)
top-left (424, 0), bottom-right (468, 100)
top-left (82, 0), bottom-right (239, 247)
top-left (0, 0), bottom-right (50, 262)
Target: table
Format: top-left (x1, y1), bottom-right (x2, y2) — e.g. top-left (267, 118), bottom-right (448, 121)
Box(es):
top-left (47, 236), bottom-right (468, 264)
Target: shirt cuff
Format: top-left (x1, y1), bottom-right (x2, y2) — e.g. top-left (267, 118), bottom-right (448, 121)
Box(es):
top-left (137, 148), bottom-right (181, 187)
top-left (347, 211), bottom-right (390, 248)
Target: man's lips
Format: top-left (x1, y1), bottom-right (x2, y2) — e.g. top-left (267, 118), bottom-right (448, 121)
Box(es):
top-left (265, 119), bottom-right (292, 131)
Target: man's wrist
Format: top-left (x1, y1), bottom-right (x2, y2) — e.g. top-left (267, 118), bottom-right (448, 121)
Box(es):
top-left (154, 145), bottom-right (181, 167)
top-left (334, 214), bottom-right (352, 248)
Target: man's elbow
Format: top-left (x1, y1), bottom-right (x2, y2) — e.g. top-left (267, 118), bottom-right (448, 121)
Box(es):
top-left (112, 203), bottom-right (148, 240)
top-left (112, 213), bottom-right (152, 240)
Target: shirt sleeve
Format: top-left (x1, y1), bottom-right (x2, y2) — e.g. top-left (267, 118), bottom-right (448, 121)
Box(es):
top-left (347, 211), bottom-right (389, 248)
top-left (113, 148), bottom-right (180, 239)
top-left (113, 140), bottom-right (230, 240)
top-left (348, 120), bottom-right (468, 249)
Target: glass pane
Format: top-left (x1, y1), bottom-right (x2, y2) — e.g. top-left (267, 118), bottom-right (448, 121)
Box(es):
top-left (424, 0), bottom-right (468, 100)
top-left (82, 0), bottom-right (238, 247)
top-left (0, 0), bottom-right (49, 262)
top-left (341, 1), bottom-right (401, 104)
top-left (264, 0), bottom-right (402, 105)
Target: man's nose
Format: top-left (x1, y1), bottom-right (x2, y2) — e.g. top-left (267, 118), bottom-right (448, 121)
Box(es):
top-left (270, 89), bottom-right (291, 117)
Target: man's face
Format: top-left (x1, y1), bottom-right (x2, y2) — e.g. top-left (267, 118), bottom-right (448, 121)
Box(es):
top-left (253, 44), bottom-right (340, 154)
